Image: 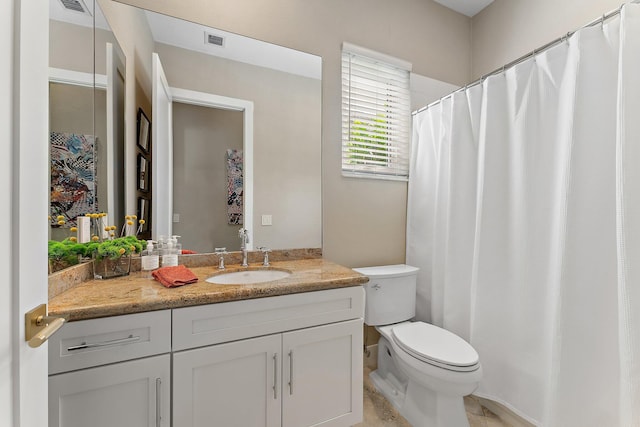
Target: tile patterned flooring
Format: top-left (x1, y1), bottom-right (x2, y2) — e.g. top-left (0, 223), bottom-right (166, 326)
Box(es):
top-left (356, 367), bottom-right (509, 427)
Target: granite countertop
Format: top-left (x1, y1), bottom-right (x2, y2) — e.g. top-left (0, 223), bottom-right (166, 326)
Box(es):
top-left (48, 258), bottom-right (368, 321)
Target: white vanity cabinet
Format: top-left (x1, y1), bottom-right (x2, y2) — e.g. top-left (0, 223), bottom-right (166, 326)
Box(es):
top-left (49, 286), bottom-right (364, 427)
top-left (172, 287), bottom-right (364, 427)
top-left (48, 310), bottom-right (172, 427)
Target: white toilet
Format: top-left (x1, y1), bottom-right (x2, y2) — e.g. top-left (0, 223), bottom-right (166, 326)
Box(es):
top-left (354, 264), bottom-right (482, 427)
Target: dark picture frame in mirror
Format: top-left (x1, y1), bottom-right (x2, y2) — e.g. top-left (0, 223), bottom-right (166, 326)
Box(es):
top-left (137, 197), bottom-right (150, 233)
top-left (137, 108), bottom-right (150, 153)
top-left (137, 153), bottom-right (149, 192)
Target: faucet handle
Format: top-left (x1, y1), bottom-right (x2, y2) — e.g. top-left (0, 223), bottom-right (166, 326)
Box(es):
top-left (258, 247), bottom-right (271, 266)
top-left (214, 247), bottom-right (227, 269)
top-left (238, 228), bottom-right (249, 243)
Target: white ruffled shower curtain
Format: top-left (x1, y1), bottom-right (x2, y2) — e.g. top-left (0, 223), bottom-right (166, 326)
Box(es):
top-left (407, 4), bottom-right (640, 426)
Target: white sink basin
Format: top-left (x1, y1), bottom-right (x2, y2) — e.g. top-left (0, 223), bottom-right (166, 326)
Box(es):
top-left (206, 269), bottom-right (291, 285)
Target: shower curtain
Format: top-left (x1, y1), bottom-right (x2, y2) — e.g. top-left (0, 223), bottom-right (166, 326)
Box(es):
top-left (407, 4), bottom-right (640, 426)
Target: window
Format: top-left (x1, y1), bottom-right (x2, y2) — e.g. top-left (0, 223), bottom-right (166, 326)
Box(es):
top-left (341, 43), bottom-right (411, 181)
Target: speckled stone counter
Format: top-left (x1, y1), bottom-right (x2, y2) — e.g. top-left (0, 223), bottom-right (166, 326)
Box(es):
top-left (48, 257), bottom-right (368, 322)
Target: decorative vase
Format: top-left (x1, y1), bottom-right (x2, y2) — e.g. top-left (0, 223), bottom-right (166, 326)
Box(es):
top-left (48, 255), bottom-right (81, 274)
top-left (93, 254), bottom-right (131, 279)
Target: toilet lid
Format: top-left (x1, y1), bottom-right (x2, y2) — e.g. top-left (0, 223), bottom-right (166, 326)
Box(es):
top-left (391, 322), bottom-right (479, 371)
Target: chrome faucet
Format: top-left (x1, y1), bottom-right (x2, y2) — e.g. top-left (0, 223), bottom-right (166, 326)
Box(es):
top-left (239, 228), bottom-right (250, 267)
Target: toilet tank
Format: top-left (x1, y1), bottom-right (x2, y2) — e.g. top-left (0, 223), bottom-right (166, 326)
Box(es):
top-left (352, 264), bottom-right (419, 326)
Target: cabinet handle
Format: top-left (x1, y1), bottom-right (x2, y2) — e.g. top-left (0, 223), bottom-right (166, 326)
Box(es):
top-left (66, 334), bottom-right (141, 351)
top-left (273, 353), bottom-right (278, 399)
top-left (156, 378), bottom-right (162, 427)
top-left (288, 350), bottom-right (294, 395)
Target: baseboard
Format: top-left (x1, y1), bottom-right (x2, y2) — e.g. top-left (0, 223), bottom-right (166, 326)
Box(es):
top-left (475, 396), bottom-right (537, 427)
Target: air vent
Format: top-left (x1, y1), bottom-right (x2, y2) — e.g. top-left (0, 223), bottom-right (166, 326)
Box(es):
top-left (205, 32), bottom-right (225, 47)
top-left (58, 0), bottom-right (89, 14)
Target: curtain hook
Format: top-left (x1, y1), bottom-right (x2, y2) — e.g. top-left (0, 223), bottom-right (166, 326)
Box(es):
top-left (601, 13), bottom-right (605, 29)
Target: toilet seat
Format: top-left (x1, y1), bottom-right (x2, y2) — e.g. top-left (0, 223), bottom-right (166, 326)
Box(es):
top-left (391, 322), bottom-right (480, 372)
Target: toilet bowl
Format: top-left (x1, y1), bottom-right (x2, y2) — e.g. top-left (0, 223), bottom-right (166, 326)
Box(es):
top-left (354, 265), bottom-right (482, 427)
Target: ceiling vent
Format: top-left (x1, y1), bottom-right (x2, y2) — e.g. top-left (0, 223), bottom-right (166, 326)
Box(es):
top-left (58, 0), bottom-right (90, 14)
top-left (205, 32), bottom-right (225, 47)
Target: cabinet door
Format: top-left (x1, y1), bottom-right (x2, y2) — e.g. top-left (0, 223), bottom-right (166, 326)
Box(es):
top-left (173, 334), bottom-right (282, 427)
top-left (49, 354), bottom-right (170, 427)
top-left (282, 319), bottom-right (363, 427)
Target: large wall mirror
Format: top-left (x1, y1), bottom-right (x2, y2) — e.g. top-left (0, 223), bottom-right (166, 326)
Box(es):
top-left (49, 0), bottom-right (322, 258)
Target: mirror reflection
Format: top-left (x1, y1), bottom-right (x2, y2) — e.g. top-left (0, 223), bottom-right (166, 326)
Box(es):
top-left (104, 3), bottom-right (322, 253)
top-left (49, 0), bottom-right (322, 258)
top-left (49, 0), bottom-right (126, 243)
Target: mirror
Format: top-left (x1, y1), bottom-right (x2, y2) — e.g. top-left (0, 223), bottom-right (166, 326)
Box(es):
top-left (48, 0), bottom-right (126, 242)
top-left (101, 3), bottom-right (322, 253)
top-left (50, 0), bottom-right (322, 258)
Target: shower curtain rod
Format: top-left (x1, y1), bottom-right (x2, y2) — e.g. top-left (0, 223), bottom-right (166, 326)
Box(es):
top-left (413, 0), bottom-right (639, 116)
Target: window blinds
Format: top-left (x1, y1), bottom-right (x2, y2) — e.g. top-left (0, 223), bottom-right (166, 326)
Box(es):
top-left (341, 49), bottom-right (411, 180)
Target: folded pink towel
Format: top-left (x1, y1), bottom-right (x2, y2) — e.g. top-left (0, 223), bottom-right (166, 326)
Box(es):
top-left (152, 265), bottom-right (198, 288)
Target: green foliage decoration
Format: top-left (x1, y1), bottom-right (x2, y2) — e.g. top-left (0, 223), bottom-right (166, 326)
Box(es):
top-left (48, 236), bottom-right (148, 264)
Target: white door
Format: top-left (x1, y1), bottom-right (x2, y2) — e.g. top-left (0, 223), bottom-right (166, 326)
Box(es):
top-left (106, 42), bottom-right (126, 227)
top-left (49, 354), bottom-right (170, 427)
top-left (2, 0), bottom-right (50, 426)
top-left (282, 320), bottom-right (363, 427)
top-left (173, 334), bottom-right (282, 427)
top-left (152, 53), bottom-right (173, 239)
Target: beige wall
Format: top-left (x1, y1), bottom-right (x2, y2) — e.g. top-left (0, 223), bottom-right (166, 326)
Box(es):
top-left (471, 0), bottom-right (623, 79)
top-left (121, 0), bottom-right (472, 267)
top-left (172, 104), bottom-right (243, 253)
top-left (49, 21), bottom-right (94, 74)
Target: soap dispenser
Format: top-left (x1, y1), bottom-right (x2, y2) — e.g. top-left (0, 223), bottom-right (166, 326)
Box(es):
top-left (162, 235), bottom-right (181, 267)
top-left (141, 240), bottom-right (159, 278)
top-left (157, 235), bottom-right (167, 259)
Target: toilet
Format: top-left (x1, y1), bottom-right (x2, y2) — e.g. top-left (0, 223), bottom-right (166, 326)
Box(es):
top-left (354, 264), bottom-right (482, 427)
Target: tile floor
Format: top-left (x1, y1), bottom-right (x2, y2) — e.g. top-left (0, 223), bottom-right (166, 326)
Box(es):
top-left (355, 367), bottom-right (508, 427)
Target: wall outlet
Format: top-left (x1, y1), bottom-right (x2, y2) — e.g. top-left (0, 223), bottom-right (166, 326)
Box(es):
top-left (173, 213), bottom-right (180, 223)
top-left (261, 214), bottom-right (272, 226)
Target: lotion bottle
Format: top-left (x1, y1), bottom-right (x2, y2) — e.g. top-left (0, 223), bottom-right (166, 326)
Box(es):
top-left (162, 236), bottom-right (180, 267)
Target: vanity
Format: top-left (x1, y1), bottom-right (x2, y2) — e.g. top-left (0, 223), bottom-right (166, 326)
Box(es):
top-left (47, 255), bottom-right (367, 427)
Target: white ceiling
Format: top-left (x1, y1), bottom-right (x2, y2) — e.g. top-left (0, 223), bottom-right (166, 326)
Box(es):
top-left (432, 0), bottom-right (494, 17)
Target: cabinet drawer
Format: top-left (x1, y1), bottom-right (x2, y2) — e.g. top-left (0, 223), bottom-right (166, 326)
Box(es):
top-left (173, 286), bottom-right (364, 351)
top-left (49, 310), bottom-right (171, 374)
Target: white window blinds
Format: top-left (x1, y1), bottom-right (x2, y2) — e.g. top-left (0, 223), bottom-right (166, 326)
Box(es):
top-left (341, 45), bottom-right (411, 181)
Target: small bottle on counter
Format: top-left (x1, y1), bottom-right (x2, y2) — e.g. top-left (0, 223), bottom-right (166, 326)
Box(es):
top-left (141, 240), bottom-right (159, 278)
top-left (157, 236), bottom-right (167, 261)
top-left (162, 235), bottom-right (180, 267)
